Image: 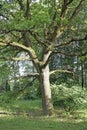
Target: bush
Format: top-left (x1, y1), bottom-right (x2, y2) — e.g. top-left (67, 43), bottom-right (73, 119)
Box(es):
top-left (19, 79), bottom-right (40, 100)
top-left (0, 91), bottom-right (16, 109)
top-left (51, 83), bottom-right (87, 112)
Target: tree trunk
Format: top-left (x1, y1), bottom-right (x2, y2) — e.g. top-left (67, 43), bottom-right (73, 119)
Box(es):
top-left (39, 64), bottom-right (54, 116)
top-left (81, 61), bottom-right (84, 89)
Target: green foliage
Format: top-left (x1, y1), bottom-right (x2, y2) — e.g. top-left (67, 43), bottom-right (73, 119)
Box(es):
top-left (50, 72), bottom-right (77, 86)
top-left (18, 79), bottom-right (40, 100)
top-left (51, 83), bottom-right (87, 112)
top-left (21, 86), bottom-right (38, 100)
top-left (0, 91), bottom-right (12, 104)
top-left (0, 78), bottom-right (41, 106)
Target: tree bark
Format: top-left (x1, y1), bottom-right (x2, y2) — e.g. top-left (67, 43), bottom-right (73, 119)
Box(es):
top-left (39, 64), bottom-right (54, 116)
top-left (81, 61), bottom-right (84, 89)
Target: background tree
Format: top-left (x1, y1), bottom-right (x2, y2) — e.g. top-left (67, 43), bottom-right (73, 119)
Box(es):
top-left (0, 0), bottom-right (87, 115)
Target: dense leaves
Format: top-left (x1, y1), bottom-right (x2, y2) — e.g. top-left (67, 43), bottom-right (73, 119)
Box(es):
top-left (51, 83), bottom-right (87, 112)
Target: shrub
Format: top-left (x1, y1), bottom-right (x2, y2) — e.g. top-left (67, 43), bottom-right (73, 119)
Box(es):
top-left (51, 83), bottom-right (87, 112)
top-left (19, 79), bottom-right (40, 100)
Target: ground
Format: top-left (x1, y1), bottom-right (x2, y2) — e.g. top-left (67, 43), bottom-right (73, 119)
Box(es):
top-left (0, 100), bottom-right (87, 130)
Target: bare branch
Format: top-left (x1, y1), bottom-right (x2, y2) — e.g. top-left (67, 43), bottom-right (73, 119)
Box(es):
top-left (17, 0), bottom-right (25, 10)
top-left (50, 69), bottom-right (73, 75)
top-left (48, 0), bottom-right (84, 42)
top-left (0, 40), bottom-right (40, 65)
top-left (54, 35), bottom-right (87, 48)
top-left (11, 57), bottom-right (31, 61)
top-left (9, 73), bottom-right (39, 82)
top-left (60, 0), bottom-right (67, 18)
top-left (53, 49), bottom-right (87, 58)
top-left (19, 77), bottom-right (37, 92)
top-left (60, 0), bottom-right (74, 18)
top-left (67, 0), bottom-right (74, 5)
top-left (28, 30), bottom-right (48, 46)
top-left (1, 29), bottom-right (48, 47)
top-left (52, 50), bottom-right (76, 57)
top-left (69, 0), bottom-right (83, 22)
top-left (25, 0), bottom-right (31, 18)
top-left (12, 73), bottom-right (39, 80)
top-left (0, 56), bottom-right (32, 61)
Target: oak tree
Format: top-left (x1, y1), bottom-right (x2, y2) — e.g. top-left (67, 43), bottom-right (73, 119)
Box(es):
top-left (0, 0), bottom-right (87, 115)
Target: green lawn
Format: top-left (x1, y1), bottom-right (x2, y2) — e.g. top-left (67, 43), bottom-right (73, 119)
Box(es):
top-left (0, 99), bottom-right (87, 130)
top-left (0, 116), bottom-right (87, 130)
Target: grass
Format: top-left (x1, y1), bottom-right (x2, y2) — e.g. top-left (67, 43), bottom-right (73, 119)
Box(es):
top-left (0, 115), bottom-right (87, 130)
top-left (0, 99), bottom-right (87, 130)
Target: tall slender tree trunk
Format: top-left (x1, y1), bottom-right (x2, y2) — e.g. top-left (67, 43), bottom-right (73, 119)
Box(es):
top-left (39, 64), bottom-right (54, 116)
top-left (81, 61), bottom-right (84, 89)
